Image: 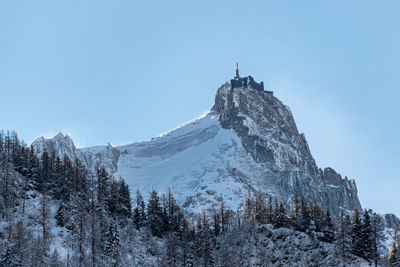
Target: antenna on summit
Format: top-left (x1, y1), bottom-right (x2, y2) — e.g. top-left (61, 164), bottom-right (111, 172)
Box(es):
top-left (235, 62), bottom-right (240, 79)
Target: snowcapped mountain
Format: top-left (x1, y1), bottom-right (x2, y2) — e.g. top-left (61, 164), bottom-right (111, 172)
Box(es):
top-left (32, 133), bottom-right (84, 162)
top-left (33, 76), bottom-right (364, 217)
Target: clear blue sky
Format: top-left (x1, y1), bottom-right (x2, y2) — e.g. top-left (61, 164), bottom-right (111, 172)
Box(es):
top-left (1, 1), bottom-right (399, 216)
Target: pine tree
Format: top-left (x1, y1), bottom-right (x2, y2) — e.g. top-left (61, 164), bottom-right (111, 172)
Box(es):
top-left (272, 201), bottom-right (288, 228)
top-left (96, 165), bottom-right (110, 205)
top-left (371, 213), bottom-right (386, 267)
top-left (335, 212), bottom-right (351, 266)
top-left (52, 155), bottom-right (67, 201)
top-left (289, 194), bottom-right (299, 223)
top-left (55, 201), bottom-right (69, 228)
top-left (0, 131), bottom-right (3, 153)
top-left (267, 195), bottom-right (273, 223)
top-left (147, 190), bottom-right (163, 237)
top-left (0, 245), bottom-right (15, 267)
top-left (254, 191), bottom-right (267, 224)
top-left (118, 178), bottom-right (132, 219)
top-left (70, 191), bottom-right (89, 266)
top-left (38, 150), bottom-right (52, 193)
top-left (104, 219), bottom-right (121, 267)
top-left (108, 179), bottom-right (119, 217)
top-left (296, 198), bottom-right (311, 232)
top-left (32, 236), bottom-right (50, 267)
top-left (35, 150), bottom-right (52, 253)
top-left (60, 155), bottom-right (73, 201)
top-left (133, 206), bottom-right (141, 230)
top-left (350, 209), bottom-right (364, 257)
top-left (133, 189), bottom-right (146, 230)
top-left (196, 210), bottom-right (214, 267)
top-left (360, 209), bottom-right (373, 261)
top-left (39, 191), bottom-right (51, 247)
top-left (161, 193), bottom-right (169, 233)
top-left (212, 209), bottom-right (220, 237)
top-left (87, 174), bottom-right (99, 267)
top-left (46, 152), bottom-right (58, 196)
top-left (243, 194), bottom-right (255, 222)
top-left (12, 220), bottom-right (31, 266)
top-left (320, 210), bottom-right (335, 243)
top-left (167, 187), bottom-right (181, 233)
top-left (220, 198), bottom-right (230, 233)
top-left (161, 232), bottom-right (179, 267)
top-left (95, 165), bottom-right (111, 262)
top-left (311, 203), bottom-right (323, 232)
top-left (181, 217), bottom-right (195, 267)
top-left (0, 159), bottom-right (18, 222)
top-left (388, 242), bottom-right (400, 266)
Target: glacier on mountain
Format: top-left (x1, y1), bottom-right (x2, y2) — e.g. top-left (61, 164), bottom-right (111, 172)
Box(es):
top-left (32, 76), bottom-right (365, 218)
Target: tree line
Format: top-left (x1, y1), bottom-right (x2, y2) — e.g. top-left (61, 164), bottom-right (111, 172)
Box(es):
top-left (0, 131), bottom-right (396, 266)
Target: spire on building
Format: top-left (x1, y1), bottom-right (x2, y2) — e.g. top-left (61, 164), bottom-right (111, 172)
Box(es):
top-left (235, 62), bottom-right (240, 79)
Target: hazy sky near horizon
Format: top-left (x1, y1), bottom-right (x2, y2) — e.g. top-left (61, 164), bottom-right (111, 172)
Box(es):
top-left (1, 1), bottom-right (399, 216)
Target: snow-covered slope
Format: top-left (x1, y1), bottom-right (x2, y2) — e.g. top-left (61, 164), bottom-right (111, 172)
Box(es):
top-left (113, 112), bottom-right (254, 213)
top-left (32, 77), bottom-right (362, 217)
top-left (32, 133), bottom-right (84, 162)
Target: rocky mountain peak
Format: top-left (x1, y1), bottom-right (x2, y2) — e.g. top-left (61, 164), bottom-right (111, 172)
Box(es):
top-left (31, 76), bottom-right (363, 218)
top-left (212, 79), bottom-right (315, 172)
top-left (212, 77), bottom-right (361, 215)
top-left (53, 132), bottom-right (65, 139)
top-left (32, 132), bottom-right (83, 162)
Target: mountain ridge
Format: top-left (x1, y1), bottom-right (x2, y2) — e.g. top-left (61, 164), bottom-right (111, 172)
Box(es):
top-left (31, 75), bottom-right (398, 228)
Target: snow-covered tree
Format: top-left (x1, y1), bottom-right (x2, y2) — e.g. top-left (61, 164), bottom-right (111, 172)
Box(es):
top-left (336, 213), bottom-right (351, 265)
top-left (350, 209), bottom-right (364, 257)
top-left (133, 188), bottom-right (146, 230)
top-left (272, 201), bottom-right (288, 228)
top-left (320, 210), bottom-right (335, 243)
top-left (370, 212), bottom-right (386, 267)
top-left (104, 218), bottom-right (121, 267)
top-left (147, 190), bottom-right (164, 237)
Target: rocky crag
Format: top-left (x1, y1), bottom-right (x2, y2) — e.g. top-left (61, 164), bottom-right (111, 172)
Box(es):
top-left (32, 75), bottom-right (382, 222)
top-left (211, 80), bottom-right (361, 216)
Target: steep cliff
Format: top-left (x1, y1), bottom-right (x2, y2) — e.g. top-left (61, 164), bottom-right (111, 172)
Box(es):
top-left (212, 80), bottom-right (361, 215)
top-left (32, 77), bottom-right (362, 217)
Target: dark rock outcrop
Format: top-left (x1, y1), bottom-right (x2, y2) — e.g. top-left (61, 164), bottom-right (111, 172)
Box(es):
top-left (212, 80), bottom-right (362, 216)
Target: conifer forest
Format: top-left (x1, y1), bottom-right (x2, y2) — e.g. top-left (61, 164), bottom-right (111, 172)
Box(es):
top-left (0, 131), bottom-right (398, 266)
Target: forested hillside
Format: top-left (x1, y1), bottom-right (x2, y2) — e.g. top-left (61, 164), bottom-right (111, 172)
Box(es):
top-left (0, 131), bottom-right (398, 266)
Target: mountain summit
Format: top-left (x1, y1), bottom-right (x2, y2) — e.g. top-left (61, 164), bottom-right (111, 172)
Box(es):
top-left (32, 75), bottom-right (361, 216)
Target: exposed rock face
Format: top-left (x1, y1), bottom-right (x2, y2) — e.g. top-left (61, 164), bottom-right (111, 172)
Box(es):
top-left (32, 133), bottom-right (120, 174)
top-left (32, 77), bottom-right (364, 217)
top-left (322, 168), bottom-right (360, 212)
top-left (80, 143), bottom-right (121, 174)
top-left (212, 80), bottom-right (362, 215)
top-left (32, 133), bottom-right (84, 162)
top-left (384, 213), bottom-right (400, 229)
